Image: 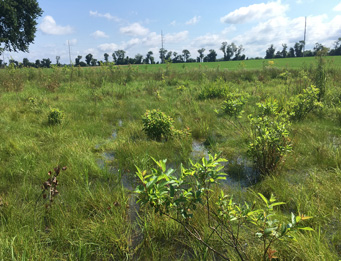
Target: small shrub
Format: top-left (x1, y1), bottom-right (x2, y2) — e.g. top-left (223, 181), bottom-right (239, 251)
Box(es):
top-left (198, 77), bottom-right (229, 99)
top-left (287, 85), bottom-right (323, 121)
top-left (142, 109), bottom-right (175, 141)
top-left (220, 92), bottom-right (249, 118)
top-left (248, 110), bottom-right (292, 175)
top-left (142, 109), bottom-right (191, 141)
top-left (135, 156), bottom-right (312, 260)
top-left (48, 108), bottom-right (64, 125)
top-left (257, 98), bottom-right (279, 116)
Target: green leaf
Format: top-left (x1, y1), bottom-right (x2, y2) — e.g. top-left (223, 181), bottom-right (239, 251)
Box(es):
top-left (298, 227), bottom-right (314, 231)
top-left (258, 193), bottom-right (269, 206)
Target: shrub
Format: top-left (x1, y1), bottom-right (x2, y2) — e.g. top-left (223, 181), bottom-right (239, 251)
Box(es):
top-left (220, 92), bottom-right (249, 118)
top-left (248, 110), bottom-right (292, 175)
top-left (142, 109), bottom-right (174, 141)
top-left (135, 156), bottom-right (312, 260)
top-left (142, 109), bottom-right (191, 141)
top-left (287, 85), bottom-right (323, 121)
top-left (47, 108), bottom-right (64, 125)
top-left (198, 77), bottom-right (229, 99)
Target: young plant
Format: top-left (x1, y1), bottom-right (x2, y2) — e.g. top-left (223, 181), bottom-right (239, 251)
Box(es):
top-left (142, 109), bottom-right (174, 141)
top-left (287, 85), bottom-right (323, 121)
top-left (198, 77), bottom-right (229, 100)
top-left (248, 106), bottom-right (292, 175)
top-left (142, 109), bottom-right (190, 141)
top-left (135, 156), bottom-right (312, 260)
top-left (47, 108), bottom-right (64, 125)
top-left (220, 92), bottom-right (249, 118)
top-left (41, 166), bottom-right (67, 208)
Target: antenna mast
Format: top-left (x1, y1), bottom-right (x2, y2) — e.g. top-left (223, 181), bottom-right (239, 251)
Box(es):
top-left (68, 40), bottom-right (72, 65)
top-left (303, 16), bottom-right (307, 57)
top-left (161, 30), bottom-right (164, 64)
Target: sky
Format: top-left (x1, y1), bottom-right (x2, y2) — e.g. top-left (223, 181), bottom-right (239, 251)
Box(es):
top-left (3, 0), bottom-right (341, 64)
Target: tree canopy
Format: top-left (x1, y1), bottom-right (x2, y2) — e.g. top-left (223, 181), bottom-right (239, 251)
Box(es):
top-left (0, 0), bottom-right (43, 54)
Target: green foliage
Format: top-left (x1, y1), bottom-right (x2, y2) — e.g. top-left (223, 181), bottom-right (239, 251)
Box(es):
top-left (142, 109), bottom-right (174, 141)
top-left (198, 77), bottom-right (229, 99)
top-left (314, 53), bottom-right (327, 101)
top-left (287, 85), bottom-right (323, 121)
top-left (135, 154), bottom-right (226, 219)
top-left (257, 98), bottom-right (279, 116)
top-left (248, 107), bottom-right (292, 175)
top-left (135, 156), bottom-right (312, 260)
top-left (47, 108), bottom-right (64, 125)
top-left (142, 109), bottom-right (190, 141)
top-left (0, 0), bottom-right (43, 54)
top-left (220, 92), bottom-right (249, 118)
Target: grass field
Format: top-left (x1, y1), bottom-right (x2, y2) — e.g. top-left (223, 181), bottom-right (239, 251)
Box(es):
top-left (0, 57), bottom-right (340, 260)
top-left (132, 56), bottom-right (341, 72)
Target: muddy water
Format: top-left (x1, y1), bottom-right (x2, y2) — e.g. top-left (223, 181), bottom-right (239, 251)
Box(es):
top-left (96, 120), bottom-right (142, 251)
top-left (190, 140), bottom-right (259, 188)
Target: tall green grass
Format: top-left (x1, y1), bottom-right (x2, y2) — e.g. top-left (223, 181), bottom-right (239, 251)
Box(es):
top-left (0, 60), bottom-right (340, 259)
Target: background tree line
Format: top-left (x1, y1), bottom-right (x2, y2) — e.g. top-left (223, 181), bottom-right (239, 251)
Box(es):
top-left (1, 38), bottom-right (341, 68)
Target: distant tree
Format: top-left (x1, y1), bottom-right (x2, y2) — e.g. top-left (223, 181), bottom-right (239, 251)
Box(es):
top-left (220, 42), bottom-right (228, 61)
top-left (35, 59), bottom-right (41, 68)
top-left (114, 50), bottom-right (126, 65)
top-left (303, 50), bottom-right (314, 57)
top-left (198, 48), bottom-right (205, 62)
top-left (233, 45), bottom-right (245, 60)
top-left (159, 48), bottom-right (167, 64)
top-left (90, 58), bottom-right (97, 66)
top-left (182, 49), bottom-right (190, 62)
top-left (104, 53), bottom-right (109, 63)
top-left (281, 44), bottom-right (288, 58)
top-left (172, 52), bottom-right (183, 63)
top-left (23, 58), bottom-right (30, 67)
top-left (294, 41), bottom-right (305, 57)
top-left (0, 0), bottom-right (42, 54)
top-left (9, 59), bottom-right (18, 67)
top-left (56, 56), bottom-right (60, 66)
top-left (313, 43), bottom-right (327, 55)
top-left (265, 44), bottom-right (275, 59)
top-left (112, 52), bottom-right (117, 63)
top-left (75, 55), bottom-right (82, 66)
top-left (135, 53), bottom-right (143, 64)
top-left (274, 51), bottom-right (282, 58)
top-left (288, 47), bottom-right (295, 57)
top-left (330, 37), bottom-right (341, 56)
top-left (85, 53), bottom-right (93, 65)
top-left (206, 49), bottom-right (217, 62)
top-left (165, 51), bottom-right (173, 61)
top-left (41, 58), bottom-right (51, 68)
top-left (144, 51), bottom-right (154, 64)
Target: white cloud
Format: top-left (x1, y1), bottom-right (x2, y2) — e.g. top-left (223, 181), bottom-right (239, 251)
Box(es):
top-left (229, 14), bottom-right (341, 58)
top-left (220, 1), bottom-right (289, 24)
top-left (91, 30), bottom-right (109, 39)
top-left (222, 25), bottom-right (237, 35)
top-left (170, 20), bottom-right (176, 26)
top-left (192, 33), bottom-right (222, 48)
top-left (39, 16), bottom-right (73, 35)
top-left (334, 3), bottom-right (341, 11)
top-left (186, 16), bottom-right (201, 25)
top-left (89, 11), bottom-right (121, 22)
top-left (120, 23), bottom-right (149, 36)
top-left (65, 39), bottom-right (77, 46)
top-left (98, 43), bottom-right (119, 52)
top-left (165, 31), bottom-right (189, 43)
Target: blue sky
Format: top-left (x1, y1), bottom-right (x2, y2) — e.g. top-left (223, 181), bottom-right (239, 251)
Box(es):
top-left (3, 0), bottom-right (341, 64)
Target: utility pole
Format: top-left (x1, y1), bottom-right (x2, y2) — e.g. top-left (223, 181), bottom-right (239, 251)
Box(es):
top-left (68, 40), bottom-right (72, 65)
top-left (161, 30), bottom-right (164, 64)
top-left (303, 16), bottom-right (307, 57)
